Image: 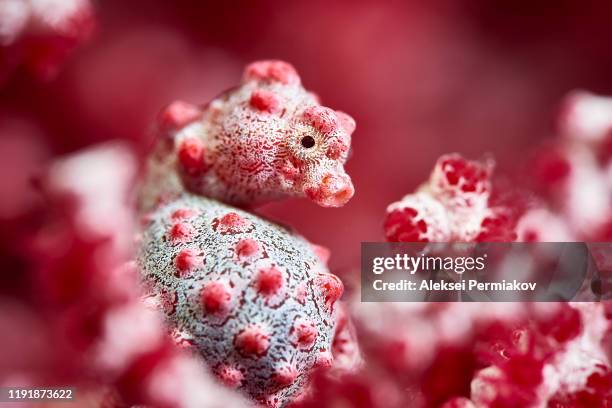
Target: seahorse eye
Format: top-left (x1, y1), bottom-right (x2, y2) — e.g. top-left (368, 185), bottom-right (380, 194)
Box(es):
top-left (301, 135), bottom-right (316, 149)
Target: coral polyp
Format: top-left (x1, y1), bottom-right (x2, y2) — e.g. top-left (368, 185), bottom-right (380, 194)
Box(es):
top-left (0, 0), bottom-right (95, 80)
top-left (384, 153), bottom-right (516, 243)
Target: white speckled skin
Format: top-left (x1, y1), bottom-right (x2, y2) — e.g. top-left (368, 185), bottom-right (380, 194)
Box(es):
top-left (138, 60), bottom-right (355, 212)
top-left (137, 193), bottom-right (339, 407)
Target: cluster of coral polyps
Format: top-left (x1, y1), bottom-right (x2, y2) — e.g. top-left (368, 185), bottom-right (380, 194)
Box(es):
top-left (383, 91), bottom-right (612, 246)
top-left (0, 0), bottom-right (95, 81)
top-left (316, 92), bottom-right (612, 408)
top-left (293, 301), bottom-right (611, 408)
top-left (296, 153), bottom-right (612, 407)
top-left (384, 153), bottom-right (517, 243)
top-left (295, 155), bottom-right (609, 408)
top-left (0, 144), bottom-right (247, 408)
top-left (139, 60), bottom-right (355, 210)
top-left (137, 194), bottom-right (343, 407)
top-left (520, 90), bottom-right (612, 242)
top-left (334, 94), bottom-right (609, 407)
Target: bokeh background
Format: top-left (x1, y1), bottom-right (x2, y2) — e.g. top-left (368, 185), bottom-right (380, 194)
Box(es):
top-left (4, 0), bottom-right (612, 276)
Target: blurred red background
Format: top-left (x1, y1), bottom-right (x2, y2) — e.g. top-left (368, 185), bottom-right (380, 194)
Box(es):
top-left (3, 0), bottom-right (612, 276)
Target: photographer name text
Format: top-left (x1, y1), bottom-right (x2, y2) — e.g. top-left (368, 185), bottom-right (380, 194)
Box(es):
top-left (372, 279), bottom-right (537, 292)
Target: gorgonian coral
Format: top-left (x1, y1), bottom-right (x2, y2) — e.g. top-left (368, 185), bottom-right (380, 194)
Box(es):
top-left (298, 301), bottom-right (610, 408)
top-left (0, 143), bottom-right (247, 408)
top-left (522, 90), bottom-right (612, 242)
top-left (384, 153), bottom-right (517, 243)
top-left (0, 0), bottom-right (95, 81)
top-left (297, 102), bottom-right (612, 406)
